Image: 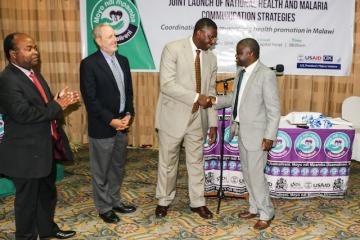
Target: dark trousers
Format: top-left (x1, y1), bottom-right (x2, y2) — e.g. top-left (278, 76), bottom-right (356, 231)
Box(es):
top-left (12, 164), bottom-right (59, 240)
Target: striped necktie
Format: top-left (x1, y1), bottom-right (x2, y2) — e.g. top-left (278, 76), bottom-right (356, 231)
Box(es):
top-left (192, 49), bottom-right (201, 113)
top-left (29, 72), bottom-right (59, 140)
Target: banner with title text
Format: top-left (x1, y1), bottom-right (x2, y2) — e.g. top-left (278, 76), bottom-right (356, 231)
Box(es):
top-left (80, 0), bottom-right (355, 76)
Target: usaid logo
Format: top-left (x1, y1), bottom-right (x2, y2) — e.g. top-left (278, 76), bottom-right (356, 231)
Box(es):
top-left (324, 132), bottom-right (350, 159)
top-left (297, 54), bottom-right (332, 62)
top-left (295, 131), bottom-right (321, 159)
top-left (269, 131), bottom-right (292, 158)
top-left (304, 55), bottom-right (322, 61)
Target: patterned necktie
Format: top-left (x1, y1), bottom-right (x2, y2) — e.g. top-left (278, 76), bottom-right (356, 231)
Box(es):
top-left (110, 57), bottom-right (126, 113)
top-left (192, 49), bottom-right (201, 113)
top-left (29, 72), bottom-right (59, 140)
top-left (232, 69), bottom-right (246, 120)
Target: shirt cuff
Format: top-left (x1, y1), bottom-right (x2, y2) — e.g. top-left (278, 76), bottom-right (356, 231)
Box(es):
top-left (193, 93), bottom-right (199, 103)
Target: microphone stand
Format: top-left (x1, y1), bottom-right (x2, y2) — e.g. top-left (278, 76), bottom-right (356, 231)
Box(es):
top-left (216, 80), bottom-right (228, 214)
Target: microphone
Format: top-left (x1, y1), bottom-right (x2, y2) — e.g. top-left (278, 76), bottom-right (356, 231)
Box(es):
top-left (216, 77), bottom-right (234, 83)
top-left (270, 64), bottom-right (284, 76)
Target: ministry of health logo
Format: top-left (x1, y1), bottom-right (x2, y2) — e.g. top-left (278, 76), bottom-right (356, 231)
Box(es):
top-left (294, 131), bottom-right (321, 159)
top-left (324, 132), bottom-right (350, 159)
top-left (269, 130), bottom-right (292, 158)
top-left (91, 0), bottom-right (140, 44)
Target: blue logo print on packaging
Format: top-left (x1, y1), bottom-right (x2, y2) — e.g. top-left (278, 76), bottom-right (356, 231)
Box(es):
top-left (269, 131), bottom-right (292, 158)
top-left (224, 126), bottom-right (239, 152)
top-left (294, 131), bottom-right (321, 159)
top-left (324, 132), bottom-right (350, 159)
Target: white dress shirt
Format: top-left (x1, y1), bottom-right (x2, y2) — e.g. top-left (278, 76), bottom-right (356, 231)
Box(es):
top-left (12, 63), bottom-right (34, 82)
top-left (234, 60), bottom-right (258, 122)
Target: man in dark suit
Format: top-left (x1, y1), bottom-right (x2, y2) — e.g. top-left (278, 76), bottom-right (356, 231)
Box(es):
top-left (0, 33), bottom-right (79, 239)
top-left (80, 24), bottom-right (136, 224)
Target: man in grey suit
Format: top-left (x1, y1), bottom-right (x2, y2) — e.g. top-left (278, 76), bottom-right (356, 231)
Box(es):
top-left (155, 18), bottom-right (218, 219)
top-left (212, 38), bottom-right (280, 230)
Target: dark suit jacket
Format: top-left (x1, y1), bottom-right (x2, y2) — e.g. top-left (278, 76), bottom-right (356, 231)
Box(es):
top-left (80, 50), bottom-right (134, 139)
top-left (0, 64), bottom-right (73, 179)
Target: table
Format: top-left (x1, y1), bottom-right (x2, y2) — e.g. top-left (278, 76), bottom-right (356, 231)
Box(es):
top-left (204, 108), bottom-right (246, 196)
top-left (267, 119), bottom-right (354, 198)
top-left (204, 110), bottom-right (355, 198)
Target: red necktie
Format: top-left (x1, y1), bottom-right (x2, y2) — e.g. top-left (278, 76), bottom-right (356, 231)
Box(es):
top-left (192, 49), bottom-right (201, 113)
top-left (29, 72), bottom-right (59, 140)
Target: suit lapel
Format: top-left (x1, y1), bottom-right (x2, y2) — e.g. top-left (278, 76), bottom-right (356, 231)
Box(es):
top-left (95, 51), bottom-right (119, 91)
top-left (183, 40), bottom-right (196, 87)
top-left (239, 62), bottom-right (261, 108)
top-left (8, 64), bottom-right (46, 103)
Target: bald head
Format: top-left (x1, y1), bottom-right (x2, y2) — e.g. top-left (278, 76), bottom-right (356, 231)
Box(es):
top-left (92, 24), bottom-right (118, 55)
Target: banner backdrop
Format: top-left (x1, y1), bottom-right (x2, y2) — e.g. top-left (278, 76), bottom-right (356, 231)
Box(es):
top-left (80, 0), bottom-right (355, 75)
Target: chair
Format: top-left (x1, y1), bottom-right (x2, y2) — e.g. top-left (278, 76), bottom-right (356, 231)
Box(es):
top-left (342, 96), bottom-right (360, 161)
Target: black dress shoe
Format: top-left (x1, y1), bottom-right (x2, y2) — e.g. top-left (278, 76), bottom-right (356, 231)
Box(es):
top-left (155, 205), bottom-right (169, 218)
top-left (113, 203), bottom-right (137, 214)
top-left (99, 210), bottom-right (120, 223)
top-left (190, 206), bottom-right (213, 219)
top-left (51, 229), bottom-right (76, 239)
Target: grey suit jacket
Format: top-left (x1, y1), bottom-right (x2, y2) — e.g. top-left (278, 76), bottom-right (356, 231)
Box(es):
top-left (155, 38), bottom-right (218, 138)
top-left (216, 61), bottom-right (280, 151)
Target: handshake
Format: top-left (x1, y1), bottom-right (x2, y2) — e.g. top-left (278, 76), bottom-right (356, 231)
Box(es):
top-left (197, 95), bottom-right (217, 109)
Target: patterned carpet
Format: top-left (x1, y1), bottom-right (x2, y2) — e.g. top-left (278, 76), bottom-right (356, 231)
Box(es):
top-left (1, 147), bottom-right (360, 239)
